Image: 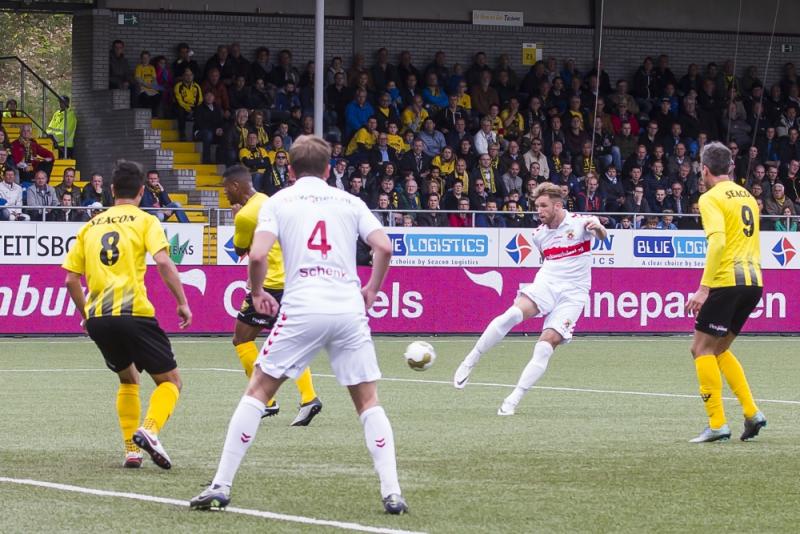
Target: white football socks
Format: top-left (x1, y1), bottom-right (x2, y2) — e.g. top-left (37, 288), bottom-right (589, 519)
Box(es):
top-left (505, 341), bottom-right (555, 406)
top-left (212, 395), bottom-right (265, 487)
top-left (464, 306), bottom-right (524, 366)
top-left (360, 405), bottom-right (401, 497)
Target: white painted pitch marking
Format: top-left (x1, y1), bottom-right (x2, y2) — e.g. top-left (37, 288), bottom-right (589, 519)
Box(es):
top-left (1, 367), bottom-right (798, 406)
top-left (0, 477), bottom-right (424, 534)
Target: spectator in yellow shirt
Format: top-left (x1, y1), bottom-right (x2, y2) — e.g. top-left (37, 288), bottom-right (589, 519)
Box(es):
top-left (345, 116), bottom-right (379, 157)
top-left (135, 51), bottom-right (161, 115)
top-left (401, 95), bottom-right (429, 135)
top-left (239, 132), bottom-right (270, 192)
top-left (173, 68), bottom-right (202, 141)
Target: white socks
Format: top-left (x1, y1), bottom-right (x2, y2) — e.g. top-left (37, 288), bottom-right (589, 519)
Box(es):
top-left (505, 341), bottom-right (555, 406)
top-left (360, 406), bottom-right (401, 497)
top-left (464, 306), bottom-right (524, 366)
top-left (212, 395), bottom-right (264, 487)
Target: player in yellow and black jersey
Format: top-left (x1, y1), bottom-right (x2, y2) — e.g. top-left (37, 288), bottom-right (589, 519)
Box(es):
top-left (685, 142), bottom-right (766, 443)
top-left (222, 165), bottom-right (322, 426)
top-left (62, 160), bottom-right (192, 469)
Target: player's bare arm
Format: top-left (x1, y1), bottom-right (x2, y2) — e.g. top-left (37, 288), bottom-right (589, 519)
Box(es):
top-left (584, 219), bottom-right (608, 241)
top-left (362, 229), bottom-right (393, 309)
top-left (153, 249), bottom-right (193, 329)
top-left (64, 270), bottom-right (88, 331)
top-left (248, 229), bottom-right (280, 316)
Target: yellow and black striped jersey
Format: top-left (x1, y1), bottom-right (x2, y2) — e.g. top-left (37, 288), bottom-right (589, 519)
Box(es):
top-left (62, 204), bottom-right (169, 318)
top-left (699, 180), bottom-right (762, 287)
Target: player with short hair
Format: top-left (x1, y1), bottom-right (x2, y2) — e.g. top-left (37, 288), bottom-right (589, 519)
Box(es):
top-left (62, 160), bottom-right (192, 469)
top-left (685, 142), bottom-right (766, 443)
top-left (453, 182), bottom-right (607, 415)
top-left (222, 164), bottom-right (322, 426)
top-left (191, 135), bottom-right (407, 514)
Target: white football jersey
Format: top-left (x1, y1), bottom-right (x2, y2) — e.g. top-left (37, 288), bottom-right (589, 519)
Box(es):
top-left (256, 176), bottom-right (383, 314)
top-left (531, 210), bottom-right (598, 290)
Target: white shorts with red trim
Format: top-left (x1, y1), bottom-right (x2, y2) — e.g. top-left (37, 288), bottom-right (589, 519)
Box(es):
top-left (517, 277), bottom-right (588, 344)
top-left (255, 311), bottom-right (381, 386)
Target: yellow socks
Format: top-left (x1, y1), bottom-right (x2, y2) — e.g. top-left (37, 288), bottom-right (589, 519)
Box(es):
top-left (235, 341), bottom-right (259, 378)
top-left (294, 367), bottom-right (318, 405)
top-left (117, 383), bottom-right (141, 452)
top-left (235, 341), bottom-right (318, 406)
top-left (694, 355), bottom-right (726, 428)
top-left (717, 350), bottom-right (759, 418)
top-left (142, 382), bottom-right (180, 435)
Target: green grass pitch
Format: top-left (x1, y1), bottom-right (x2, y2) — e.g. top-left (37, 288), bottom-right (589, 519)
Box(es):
top-left (1, 336), bottom-right (799, 533)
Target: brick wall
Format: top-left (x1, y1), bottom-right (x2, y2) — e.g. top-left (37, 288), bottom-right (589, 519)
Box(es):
top-left (106, 11), bottom-right (800, 87)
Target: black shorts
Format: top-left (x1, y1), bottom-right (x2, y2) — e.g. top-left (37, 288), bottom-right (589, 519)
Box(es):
top-left (237, 288), bottom-right (283, 329)
top-left (695, 286), bottom-right (763, 337)
top-left (86, 316), bottom-right (177, 375)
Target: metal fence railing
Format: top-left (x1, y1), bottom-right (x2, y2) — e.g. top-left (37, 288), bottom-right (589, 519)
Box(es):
top-left (9, 205), bottom-right (798, 233)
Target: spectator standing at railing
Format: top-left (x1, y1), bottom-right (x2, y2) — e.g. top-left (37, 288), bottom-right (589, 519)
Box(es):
top-left (50, 191), bottom-right (87, 222)
top-left (503, 200), bottom-right (526, 228)
top-left (774, 207), bottom-right (799, 231)
top-left (140, 170), bottom-right (189, 223)
top-left (82, 173), bottom-right (113, 207)
top-left (678, 201), bottom-right (703, 230)
top-left (625, 184), bottom-right (650, 227)
top-left (45, 96), bottom-right (77, 158)
top-left (24, 170), bottom-right (58, 221)
top-left (54, 167), bottom-right (82, 207)
top-left (11, 124), bottom-right (54, 184)
top-left (416, 193), bottom-right (449, 227)
top-left (657, 210), bottom-right (678, 230)
top-left (0, 167), bottom-right (28, 221)
top-left (475, 197), bottom-right (506, 228)
top-left (395, 179), bottom-right (421, 212)
top-left (448, 197), bottom-right (472, 227)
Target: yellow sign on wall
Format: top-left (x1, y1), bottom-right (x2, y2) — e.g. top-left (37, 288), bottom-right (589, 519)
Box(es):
top-left (522, 43), bottom-right (543, 66)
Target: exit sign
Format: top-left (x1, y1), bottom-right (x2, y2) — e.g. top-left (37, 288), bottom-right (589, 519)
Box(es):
top-left (117, 14), bottom-right (139, 26)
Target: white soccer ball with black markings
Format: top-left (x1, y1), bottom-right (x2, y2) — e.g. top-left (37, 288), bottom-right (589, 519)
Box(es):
top-left (404, 341), bottom-right (436, 371)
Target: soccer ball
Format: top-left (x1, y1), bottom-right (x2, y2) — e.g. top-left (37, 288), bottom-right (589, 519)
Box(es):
top-left (404, 341), bottom-right (436, 371)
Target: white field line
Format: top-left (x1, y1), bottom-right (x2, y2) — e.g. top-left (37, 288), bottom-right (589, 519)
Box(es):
top-left (0, 477), bottom-right (425, 534)
top-left (1, 367), bottom-right (798, 406)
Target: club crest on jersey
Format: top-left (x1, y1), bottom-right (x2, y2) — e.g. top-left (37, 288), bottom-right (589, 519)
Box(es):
top-left (566, 230), bottom-right (575, 240)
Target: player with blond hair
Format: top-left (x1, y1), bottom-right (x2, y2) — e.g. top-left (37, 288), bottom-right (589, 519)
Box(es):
top-left (454, 182), bottom-right (607, 415)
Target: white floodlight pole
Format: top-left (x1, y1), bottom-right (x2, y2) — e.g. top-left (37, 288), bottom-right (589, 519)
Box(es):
top-left (314, 0), bottom-right (325, 136)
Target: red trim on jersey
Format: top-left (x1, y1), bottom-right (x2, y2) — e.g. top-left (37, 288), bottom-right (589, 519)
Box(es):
top-left (542, 240), bottom-right (590, 260)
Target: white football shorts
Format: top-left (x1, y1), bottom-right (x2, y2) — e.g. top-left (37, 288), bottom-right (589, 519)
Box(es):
top-left (517, 277), bottom-right (588, 343)
top-left (255, 311), bottom-right (381, 386)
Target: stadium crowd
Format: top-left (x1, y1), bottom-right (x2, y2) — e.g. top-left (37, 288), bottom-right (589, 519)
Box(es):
top-left (4, 39), bottom-right (800, 230)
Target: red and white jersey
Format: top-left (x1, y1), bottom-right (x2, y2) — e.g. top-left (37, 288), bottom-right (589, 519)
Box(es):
top-left (256, 176), bottom-right (383, 314)
top-left (531, 210), bottom-right (598, 290)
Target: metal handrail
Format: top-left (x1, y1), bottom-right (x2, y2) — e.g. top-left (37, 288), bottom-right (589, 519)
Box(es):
top-left (0, 56), bottom-right (69, 157)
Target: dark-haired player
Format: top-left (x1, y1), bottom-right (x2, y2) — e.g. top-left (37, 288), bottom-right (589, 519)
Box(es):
top-left (62, 160), bottom-right (192, 469)
top-left (221, 164), bottom-right (322, 426)
top-left (685, 142), bottom-right (766, 443)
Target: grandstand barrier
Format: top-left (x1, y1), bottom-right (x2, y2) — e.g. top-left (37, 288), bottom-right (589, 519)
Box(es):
top-left (1, 215), bottom-right (797, 335)
top-left (0, 265), bottom-right (797, 335)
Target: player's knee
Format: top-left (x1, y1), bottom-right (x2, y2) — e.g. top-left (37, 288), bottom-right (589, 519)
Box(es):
top-left (539, 329), bottom-right (561, 348)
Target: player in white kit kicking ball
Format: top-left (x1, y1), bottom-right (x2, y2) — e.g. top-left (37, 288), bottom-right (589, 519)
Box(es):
top-left (453, 182), bottom-right (607, 415)
top-left (191, 135), bottom-right (407, 514)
